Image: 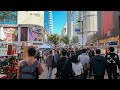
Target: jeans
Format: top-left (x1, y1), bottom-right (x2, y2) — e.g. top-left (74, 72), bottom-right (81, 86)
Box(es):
top-left (48, 67), bottom-right (53, 79)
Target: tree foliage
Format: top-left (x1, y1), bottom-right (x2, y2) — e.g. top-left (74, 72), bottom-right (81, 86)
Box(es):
top-left (60, 35), bottom-right (69, 44)
top-left (71, 36), bottom-right (79, 44)
top-left (48, 34), bottom-right (60, 45)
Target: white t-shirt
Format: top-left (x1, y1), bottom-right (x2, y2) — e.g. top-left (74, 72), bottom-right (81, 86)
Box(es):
top-left (72, 62), bottom-right (83, 76)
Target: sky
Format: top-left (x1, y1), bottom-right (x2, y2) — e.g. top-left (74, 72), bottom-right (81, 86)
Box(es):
top-left (52, 11), bottom-right (67, 35)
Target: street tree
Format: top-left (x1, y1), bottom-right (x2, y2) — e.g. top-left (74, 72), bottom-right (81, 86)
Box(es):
top-left (71, 36), bottom-right (79, 44)
top-left (60, 35), bottom-right (69, 45)
top-left (48, 34), bottom-right (60, 45)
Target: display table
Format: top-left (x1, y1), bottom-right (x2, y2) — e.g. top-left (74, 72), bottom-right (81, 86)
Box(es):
top-left (0, 74), bottom-right (7, 79)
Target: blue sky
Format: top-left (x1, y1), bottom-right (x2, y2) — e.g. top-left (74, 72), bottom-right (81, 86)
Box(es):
top-left (53, 11), bottom-right (67, 35)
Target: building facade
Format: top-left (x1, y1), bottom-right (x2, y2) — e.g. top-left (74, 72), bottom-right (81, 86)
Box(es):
top-left (0, 11), bottom-right (46, 47)
top-left (74, 11), bottom-right (98, 46)
top-left (67, 11), bottom-right (71, 39)
top-left (97, 11), bottom-right (120, 46)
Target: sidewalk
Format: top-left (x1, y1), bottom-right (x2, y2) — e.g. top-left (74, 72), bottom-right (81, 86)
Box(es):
top-left (39, 63), bottom-right (56, 79)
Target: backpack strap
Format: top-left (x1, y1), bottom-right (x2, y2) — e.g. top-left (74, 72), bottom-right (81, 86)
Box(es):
top-left (30, 60), bottom-right (38, 73)
top-left (22, 61), bottom-right (28, 66)
top-left (32, 60), bottom-right (39, 67)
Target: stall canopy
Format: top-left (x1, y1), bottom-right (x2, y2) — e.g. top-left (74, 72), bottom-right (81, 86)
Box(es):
top-left (38, 43), bottom-right (53, 49)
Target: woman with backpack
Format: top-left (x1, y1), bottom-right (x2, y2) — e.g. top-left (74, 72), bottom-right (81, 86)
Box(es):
top-left (17, 47), bottom-right (43, 79)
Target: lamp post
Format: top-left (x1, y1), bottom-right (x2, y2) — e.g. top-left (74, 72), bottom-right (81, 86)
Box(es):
top-left (77, 20), bottom-right (83, 47)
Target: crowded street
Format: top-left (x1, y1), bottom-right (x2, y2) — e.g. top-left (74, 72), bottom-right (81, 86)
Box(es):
top-left (0, 11), bottom-right (120, 79)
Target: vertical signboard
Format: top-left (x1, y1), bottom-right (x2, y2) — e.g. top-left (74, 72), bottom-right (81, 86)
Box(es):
top-left (0, 43), bottom-right (8, 56)
top-left (20, 27), bottom-right (28, 41)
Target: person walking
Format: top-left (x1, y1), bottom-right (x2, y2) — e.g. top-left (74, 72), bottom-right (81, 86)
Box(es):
top-left (71, 54), bottom-right (84, 79)
top-left (17, 47), bottom-right (43, 79)
top-left (89, 50), bottom-right (95, 78)
top-left (78, 48), bottom-right (90, 79)
top-left (36, 50), bottom-right (40, 62)
top-left (56, 49), bottom-right (73, 79)
top-left (46, 50), bottom-right (54, 79)
top-left (105, 47), bottom-right (120, 79)
top-left (90, 49), bottom-right (107, 79)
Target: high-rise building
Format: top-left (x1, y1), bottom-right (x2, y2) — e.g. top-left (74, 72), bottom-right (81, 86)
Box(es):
top-left (44, 11), bottom-right (53, 35)
top-left (61, 23), bottom-right (67, 36)
top-left (74, 11), bottom-right (80, 30)
top-left (71, 21), bottom-right (74, 39)
top-left (67, 11), bottom-right (71, 39)
top-left (49, 11), bottom-right (53, 34)
top-left (74, 11), bottom-right (98, 46)
top-left (44, 11), bottom-right (49, 34)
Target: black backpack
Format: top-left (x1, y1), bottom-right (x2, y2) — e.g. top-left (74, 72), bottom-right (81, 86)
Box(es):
top-left (52, 56), bottom-right (57, 68)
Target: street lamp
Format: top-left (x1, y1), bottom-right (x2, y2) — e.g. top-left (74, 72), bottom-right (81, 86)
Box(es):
top-left (77, 20), bottom-right (83, 47)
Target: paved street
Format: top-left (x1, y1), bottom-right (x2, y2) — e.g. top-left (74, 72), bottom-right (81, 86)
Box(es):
top-left (39, 63), bottom-right (57, 79)
top-left (39, 63), bottom-right (120, 79)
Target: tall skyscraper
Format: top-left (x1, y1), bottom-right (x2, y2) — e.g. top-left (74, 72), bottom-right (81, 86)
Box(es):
top-left (67, 11), bottom-right (71, 39)
top-left (44, 11), bottom-right (49, 34)
top-left (44, 11), bottom-right (53, 34)
top-left (49, 11), bottom-right (53, 34)
top-left (74, 11), bottom-right (98, 45)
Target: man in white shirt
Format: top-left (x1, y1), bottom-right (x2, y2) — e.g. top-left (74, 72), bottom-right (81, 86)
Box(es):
top-left (78, 48), bottom-right (90, 79)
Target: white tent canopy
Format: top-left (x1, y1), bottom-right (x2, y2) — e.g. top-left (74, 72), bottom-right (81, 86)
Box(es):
top-left (38, 43), bottom-right (53, 49)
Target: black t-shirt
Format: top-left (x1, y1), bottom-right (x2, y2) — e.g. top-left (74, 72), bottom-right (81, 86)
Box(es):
top-left (56, 56), bottom-right (73, 79)
top-left (105, 52), bottom-right (120, 69)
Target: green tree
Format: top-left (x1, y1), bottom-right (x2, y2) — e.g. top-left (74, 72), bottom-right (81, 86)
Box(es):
top-left (71, 36), bottom-right (79, 44)
top-left (60, 35), bottom-right (69, 45)
top-left (48, 34), bottom-right (60, 45)
top-left (0, 11), bottom-right (17, 24)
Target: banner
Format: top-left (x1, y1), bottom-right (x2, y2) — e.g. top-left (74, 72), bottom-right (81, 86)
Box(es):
top-left (1, 27), bottom-right (18, 42)
top-left (20, 27), bottom-right (28, 41)
top-left (0, 43), bottom-right (8, 56)
top-left (18, 11), bottom-right (44, 26)
top-left (0, 11), bottom-right (17, 24)
top-left (28, 27), bottom-right (43, 42)
top-left (97, 11), bottom-right (119, 39)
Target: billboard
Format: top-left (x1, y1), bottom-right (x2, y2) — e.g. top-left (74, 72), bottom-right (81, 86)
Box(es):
top-left (0, 43), bottom-right (8, 56)
top-left (20, 27), bottom-right (28, 41)
top-left (1, 27), bottom-right (18, 42)
top-left (18, 11), bottom-right (44, 26)
top-left (97, 11), bottom-right (120, 39)
top-left (28, 27), bottom-right (43, 42)
top-left (0, 11), bottom-right (17, 24)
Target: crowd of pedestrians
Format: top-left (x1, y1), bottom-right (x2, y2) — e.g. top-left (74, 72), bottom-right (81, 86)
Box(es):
top-left (45, 46), bottom-right (120, 79)
top-left (6, 46), bottom-right (120, 79)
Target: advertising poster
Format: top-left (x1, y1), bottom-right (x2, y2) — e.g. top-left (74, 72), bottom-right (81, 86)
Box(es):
top-left (18, 11), bottom-right (44, 26)
top-left (20, 27), bottom-right (28, 41)
top-left (2, 27), bottom-right (18, 42)
top-left (0, 11), bottom-right (17, 24)
top-left (101, 11), bottom-right (114, 38)
top-left (0, 43), bottom-right (8, 56)
top-left (97, 11), bottom-right (120, 40)
top-left (28, 27), bottom-right (43, 42)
